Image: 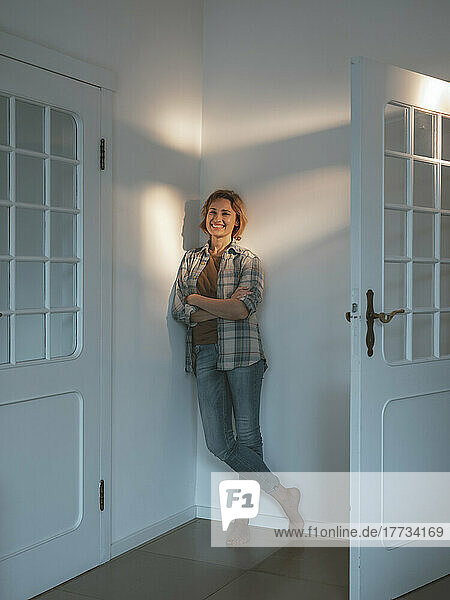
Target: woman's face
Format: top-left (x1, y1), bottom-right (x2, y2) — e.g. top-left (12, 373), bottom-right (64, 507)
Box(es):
top-left (206, 198), bottom-right (238, 239)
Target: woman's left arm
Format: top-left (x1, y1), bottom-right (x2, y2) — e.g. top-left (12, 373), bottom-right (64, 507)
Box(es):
top-left (235, 255), bottom-right (264, 318)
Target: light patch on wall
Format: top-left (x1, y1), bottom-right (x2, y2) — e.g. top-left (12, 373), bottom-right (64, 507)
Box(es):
top-left (203, 112), bottom-right (348, 153)
top-left (151, 107), bottom-right (202, 157)
top-left (245, 167), bottom-right (349, 259)
top-left (417, 77), bottom-right (446, 112)
top-left (141, 184), bottom-right (183, 281)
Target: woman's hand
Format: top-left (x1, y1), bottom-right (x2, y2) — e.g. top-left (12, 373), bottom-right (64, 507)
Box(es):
top-left (231, 287), bottom-right (250, 300)
top-left (185, 294), bottom-right (198, 305)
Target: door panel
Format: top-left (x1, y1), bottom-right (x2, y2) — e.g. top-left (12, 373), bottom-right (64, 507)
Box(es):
top-left (0, 54), bottom-right (102, 600)
top-left (350, 57), bottom-right (450, 600)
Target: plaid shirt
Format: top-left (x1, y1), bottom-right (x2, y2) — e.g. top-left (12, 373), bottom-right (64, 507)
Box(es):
top-left (171, 238), bottom-right (268, 376)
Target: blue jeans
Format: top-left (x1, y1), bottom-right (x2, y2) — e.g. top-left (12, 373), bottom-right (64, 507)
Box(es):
top-left (194, 342), bottom-right (280, 494)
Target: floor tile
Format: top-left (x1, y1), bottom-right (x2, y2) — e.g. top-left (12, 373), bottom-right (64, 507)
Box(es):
top-left (397, 575), bottom-right (450, 599)
top-left (138, 518), bottom-right (278, 569)
top-left (61, 549), bottom-right (244, 600)
top-left (205, 570), bottom-right (348, 599)
top-left (252, 544), bottom-right (349, 587)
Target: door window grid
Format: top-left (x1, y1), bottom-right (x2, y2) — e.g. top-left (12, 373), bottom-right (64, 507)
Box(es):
top-left (383, 101), bottom-right (450, 363)
top-left (0, 94), bottom-right (82, 366)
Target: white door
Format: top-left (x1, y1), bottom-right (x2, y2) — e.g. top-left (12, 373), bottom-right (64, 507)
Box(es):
top-left (350, 57), bottom-right (450, 600)
top-left (0, 55), bottom-right (104, 599)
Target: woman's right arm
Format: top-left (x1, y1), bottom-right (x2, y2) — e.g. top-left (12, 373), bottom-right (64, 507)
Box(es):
top-left (171, 251), bottom-right (200, 327)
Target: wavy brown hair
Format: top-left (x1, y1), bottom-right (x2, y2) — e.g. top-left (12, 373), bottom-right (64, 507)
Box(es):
top-left (200, 189), bottom-right (248, 242)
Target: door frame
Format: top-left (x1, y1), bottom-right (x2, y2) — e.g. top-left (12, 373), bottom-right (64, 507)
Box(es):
top-left (349, 55), bottom-right (363, 600)
top-left (0, 29), bottom-right (115, 564)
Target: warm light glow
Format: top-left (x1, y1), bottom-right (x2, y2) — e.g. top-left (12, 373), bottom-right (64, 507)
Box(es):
top-left (418, 78), bottom-right (447, 112)
top-left (202, 109), bottom-right (348, 153)
top-left (143, 107), bottom-right (202, 156)
top-left (141, 184), bottom-right (185, 282)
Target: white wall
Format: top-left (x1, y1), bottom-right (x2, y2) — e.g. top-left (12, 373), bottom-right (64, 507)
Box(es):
top-left (197, 0), bottom-right (450, 521)
top-left (0, 0), bottom-right (203, 548)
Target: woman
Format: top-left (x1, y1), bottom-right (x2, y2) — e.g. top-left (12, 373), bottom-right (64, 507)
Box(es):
top-left (172, 189), bottom-right (303, 545)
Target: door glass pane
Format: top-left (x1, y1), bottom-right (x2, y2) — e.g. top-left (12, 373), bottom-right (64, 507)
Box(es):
top-left (385, 209), bottom-right (407, 257)
top-left (16, 261), bottom-right (44, 309)
top-left (50, 312), bottom-right (76, 358)
top-left (15, 100), bottom-right (44, 153)
top-left (384, 156), bottom-right (407, 205)
top-left (384, 262), bottom-right (406, 311)
top-left (16, 154), bottom-right (44, 205)
top-left (0, 151), bottom-right (9, 199)
top-left (0, 206), bottom-right (9, 254)
top-left (440, 312), bottom-right (450, 355)
top-left (442, 116), bottom-right (450, 162)
top-left (442, 215), bottom-right (450, 259)
top-left (384, 314), bottom-right (406, 362)
top-left (413, 161), bottom-right (434, 208)
top-left (50, 110), bottom-right (76, 159)
top-left (412, 313), bottom-right (434, 359)
top-left (0, 261), bottom-right (9, 309)
top-left (384, 103), bottom-right (408, 153)
top-left (442, 165), bottom-right (450, 210)
top-left (15, 313), bottom-right (45, 362)
top-left (51, 212), bottom-right (76, 258)
top-left (0, 95), bottom-right (9, 146)
top-left (412, 212), bottom-right (434, 258)
top-left (0, 315), bottom-right (9, 364)
top-left (15, 208), bottom-right (44, 256)
top-left (412, 263), bottom-right (434, 308)
top-left (51, 262), bottom-right (75, 307)
top-left (441, 264), bottom-right (450, 308)
top-left (414, 110), bottom-right (435, 158)
top-left (1, 98), bottom-right (81, 367)
top-left (50, 161), bottom-right (76, 209)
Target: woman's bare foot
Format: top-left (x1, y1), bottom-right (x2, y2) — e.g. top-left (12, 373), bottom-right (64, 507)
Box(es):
top-left (226, 518), bottom-right (250, 545)
top-left (269, 484), bottom-right (304, 530)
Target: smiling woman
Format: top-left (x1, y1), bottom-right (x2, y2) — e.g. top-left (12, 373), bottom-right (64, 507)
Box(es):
top-left (171, 188), bottom-right (304, 544)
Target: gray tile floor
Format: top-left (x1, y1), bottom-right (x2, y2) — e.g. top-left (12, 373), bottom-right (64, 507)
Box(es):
top-left (31, 518), bottom-right (449, 600)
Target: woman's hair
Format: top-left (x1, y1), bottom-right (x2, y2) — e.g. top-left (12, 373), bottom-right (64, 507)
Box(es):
top-left (199, 189), bottom-right (248, 241)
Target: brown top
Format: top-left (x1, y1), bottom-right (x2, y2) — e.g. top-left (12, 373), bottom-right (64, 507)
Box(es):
top-left (192, 252), bottom-right (223, 345)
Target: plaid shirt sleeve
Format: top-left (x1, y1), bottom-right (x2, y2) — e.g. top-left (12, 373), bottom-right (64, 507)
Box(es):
top-left (237, 254), bottom-right (264, 318)
top-left (171, 251), bottom-right (199, 327)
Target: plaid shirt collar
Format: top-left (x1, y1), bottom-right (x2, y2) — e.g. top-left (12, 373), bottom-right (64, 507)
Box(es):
top-left (200, 237), bottom-right (243, 257)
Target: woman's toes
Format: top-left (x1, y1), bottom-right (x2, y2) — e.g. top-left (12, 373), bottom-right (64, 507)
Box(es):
top-left (226, 519), bottom-right (250, 545)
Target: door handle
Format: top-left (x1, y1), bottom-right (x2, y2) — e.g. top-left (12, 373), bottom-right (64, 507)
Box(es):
top-left (365, 289), bottom-right (404, 356)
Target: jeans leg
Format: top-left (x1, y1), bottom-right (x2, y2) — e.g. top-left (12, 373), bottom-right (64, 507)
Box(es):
top-left (227, 361), bottom-right (264, 461)
top-left (195, 344), bottom-right (235, 463)
top-left (226, 359), bottom-right (280, 494)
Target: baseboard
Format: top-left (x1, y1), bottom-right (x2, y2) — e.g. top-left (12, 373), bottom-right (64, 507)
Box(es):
top-left (111, 505), bottom-right (197, 559)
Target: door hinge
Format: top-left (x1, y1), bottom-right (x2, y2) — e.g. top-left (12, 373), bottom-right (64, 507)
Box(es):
top-left (99, 479), bottom-right (105, 511)
top-left (100, 138), bottom-right (106, 171)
